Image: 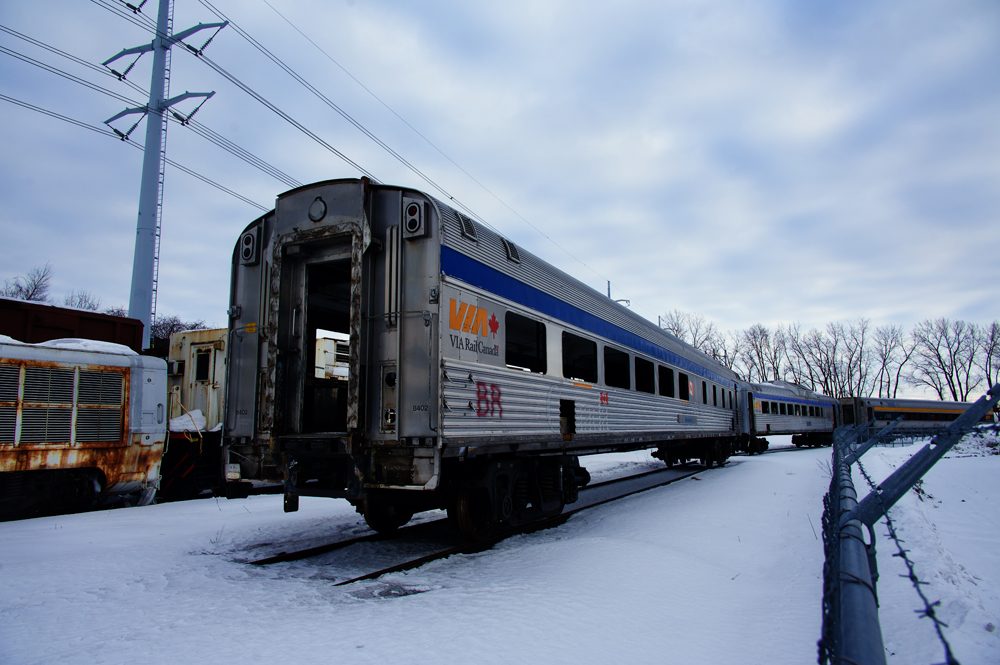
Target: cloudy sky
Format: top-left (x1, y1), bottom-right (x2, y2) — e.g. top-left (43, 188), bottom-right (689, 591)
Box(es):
top-left (1, 0), bottom-right (998, 337)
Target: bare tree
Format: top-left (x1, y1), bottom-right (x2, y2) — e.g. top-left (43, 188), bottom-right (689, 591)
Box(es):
top-left (909, 318), bottom-right (982, 401)
top-left (1, 263), bottom-right (53, 302)
top-left (740, 324), bottom-right (785, 382)
top-left (659, 309), bottom-right (688, 341)
top-left (64, 290), bottom-right (101, 311)
top-left (151, 315), bottom-right (208, 340)
top-left (795, 323), bottom-right (849, 398)
top-left (843, 318), bottom-right (873, 397)
top-left (686, 313), bottom-right (719, 354)
top-left (103, 305), bottom-right (129, 317)
top-left (706, 330), bottom-right (743, 373)
top-left (784, 323), bottom-right (818, 392)
top-left (871, 324), bottom-right (915, 398)
top-left (976, 321), bottom-right (1000, 390)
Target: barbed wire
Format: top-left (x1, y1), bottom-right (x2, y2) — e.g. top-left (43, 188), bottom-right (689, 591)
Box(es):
top-left (853, 456), bottom-right (960, 665)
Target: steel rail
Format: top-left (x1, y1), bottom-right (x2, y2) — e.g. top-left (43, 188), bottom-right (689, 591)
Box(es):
top-left (329, 465), bottom-right (707, 586)
top-left (248, 462), bottom-right (707, 567)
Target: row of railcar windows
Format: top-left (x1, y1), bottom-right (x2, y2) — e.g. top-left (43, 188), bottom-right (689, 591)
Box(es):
top-left (505, 312), bottom-right (732, 408)
top-left (760, 400), bottom-right (826, 418)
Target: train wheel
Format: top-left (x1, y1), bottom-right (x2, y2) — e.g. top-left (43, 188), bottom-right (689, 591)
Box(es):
top-left (450, 488), bottom-right (494, 541)
top-left (363, 499), bottom-right (413, 533)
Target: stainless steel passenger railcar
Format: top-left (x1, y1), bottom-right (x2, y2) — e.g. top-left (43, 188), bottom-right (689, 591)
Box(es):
top-left (740, 380), bottom-right (839, 449)
top-left (840, 395), bottom-right (996, 436)
top-left (223, 179), bottom-right (747, 538)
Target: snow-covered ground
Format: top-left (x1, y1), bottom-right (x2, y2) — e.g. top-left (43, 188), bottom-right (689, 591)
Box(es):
top-left (1, 434), bottom-right (997, 665)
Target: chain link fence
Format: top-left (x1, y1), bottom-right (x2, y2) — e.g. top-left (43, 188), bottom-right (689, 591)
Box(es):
top-left (818, 385), bottom-right (1000, 665)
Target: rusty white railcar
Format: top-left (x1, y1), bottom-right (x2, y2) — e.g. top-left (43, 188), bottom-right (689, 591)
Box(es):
top-left (158, 328), bottom-right (228, 501)
top-left (0, 337), bottom-right (167, 517)
top-left (223, 178), bottom-right (748, 539)
top-left (738, 380), bottom-right (840, 450)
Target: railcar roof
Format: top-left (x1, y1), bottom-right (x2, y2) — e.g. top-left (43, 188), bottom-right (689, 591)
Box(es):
top-left (428, 194), bottom-right (739, 385)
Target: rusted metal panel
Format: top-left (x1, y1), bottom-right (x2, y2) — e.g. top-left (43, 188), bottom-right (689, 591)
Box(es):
top-left (0, 340), bottom-right (167, 503)
top-left (167, 328), bottom-right (227, 429)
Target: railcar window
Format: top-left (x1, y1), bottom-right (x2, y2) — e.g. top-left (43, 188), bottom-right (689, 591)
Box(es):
top-left (562, 332), bottom-right (597, 383)
top-left (635, 357), bottom-right (654, 394)
top-left (658, 366), bottom-right (675, 398)
top-left (794, 405), bottom-right (801, 416)
top-left (702, 381), bottom-right (707, 405)
top-left (729, 391), bottom-right (733, 409)
top-left (779, 403), bottom-right (786, 415)
top-left (604, 347), bottom-right (631, 390)
top-left (808, 406), bottom-right (815, 417)
top-left (679, 373), bottom-right (690, 400)
top-left (761, 401), bottom-right (770, 414)
top-left (195, 349), bottom-right (211, 382)
top-left (505, 312), bottom-right (547, 374)
top-left (713, 385), bottom-right (718, 407)
top-left (771, 401), bottom-right (778, 414)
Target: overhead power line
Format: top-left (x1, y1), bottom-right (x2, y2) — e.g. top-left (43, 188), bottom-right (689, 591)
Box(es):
top-left (255, 0), bottom-right (638, 313)
top-left (194, 0), bottom-right (503, 234)
top-left (92, 0), bottom-right (648, 317)
top-left (0, 93), bottom-right (269, 211)
top-left (0, 32), bottom-right (299, 189)
top-left (0, 44), bottom-right (141, 106)
top-left (0, 23), bottom-right (148, 98)
top-left (89, 0), bottom-right (380, 182)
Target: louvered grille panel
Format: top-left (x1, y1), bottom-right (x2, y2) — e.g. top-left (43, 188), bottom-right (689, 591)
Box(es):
top-left (76, 408), bottom-right (122, 442)
top-left (0, 365), bottom-right (19, 401)
top-left (0, 406), bottom-right (14, 444)
top-left (23, 367), bottom-right (74, 404)
top-left (78, 371), bottom-right (123, 405)
top-left (20, 406), bottom-right (72, 443)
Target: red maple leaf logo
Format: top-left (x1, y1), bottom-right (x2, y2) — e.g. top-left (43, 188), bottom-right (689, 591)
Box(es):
top-left (488, 313), bottom-right (500, 337)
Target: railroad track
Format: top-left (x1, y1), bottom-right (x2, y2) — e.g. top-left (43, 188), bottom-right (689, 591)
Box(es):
top-left (245, 461), bottom-right (713, 584)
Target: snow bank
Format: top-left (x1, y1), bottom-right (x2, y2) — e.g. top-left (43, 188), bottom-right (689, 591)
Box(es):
top-left (0, 437), bottom-right (996, 665)
top-left (170, 409), bottom-right (207, 432)
top-left (852, 431), bottom-right (1000, 664)
top-left (36, 338), bottom-right (137, 355)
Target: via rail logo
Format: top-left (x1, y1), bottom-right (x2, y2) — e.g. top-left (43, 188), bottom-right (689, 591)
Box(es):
top-left (448, 298), bottom-right (500, 357)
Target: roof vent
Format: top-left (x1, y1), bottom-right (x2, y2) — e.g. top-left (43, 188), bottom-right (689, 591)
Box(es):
top-left (501, 238), bottom-right (520, 264)
top-left (457, 212), bottom-right (477, 241)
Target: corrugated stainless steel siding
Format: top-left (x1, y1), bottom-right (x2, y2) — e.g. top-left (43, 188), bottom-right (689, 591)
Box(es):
top-left (441, 359), bottom-right (734, 441)
top-left (430, 196), bottom-right (736, 384)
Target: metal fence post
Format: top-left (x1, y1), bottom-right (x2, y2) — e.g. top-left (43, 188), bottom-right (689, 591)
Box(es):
top-left (835, 430), bottom-right (887, 665)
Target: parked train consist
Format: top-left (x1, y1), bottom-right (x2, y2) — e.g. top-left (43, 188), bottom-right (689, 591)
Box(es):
top-left (220, 178), bottom-right (835, 538)
top-left (742, 380), bottom-right (839, 450)
top-left (0, 336), bottom-right (167, 518)
top-left (840, 395), bottom-right (996, 435)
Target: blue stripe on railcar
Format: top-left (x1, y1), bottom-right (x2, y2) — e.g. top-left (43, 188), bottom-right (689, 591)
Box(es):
top-left (441, 246), bottom-right (734, 387)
